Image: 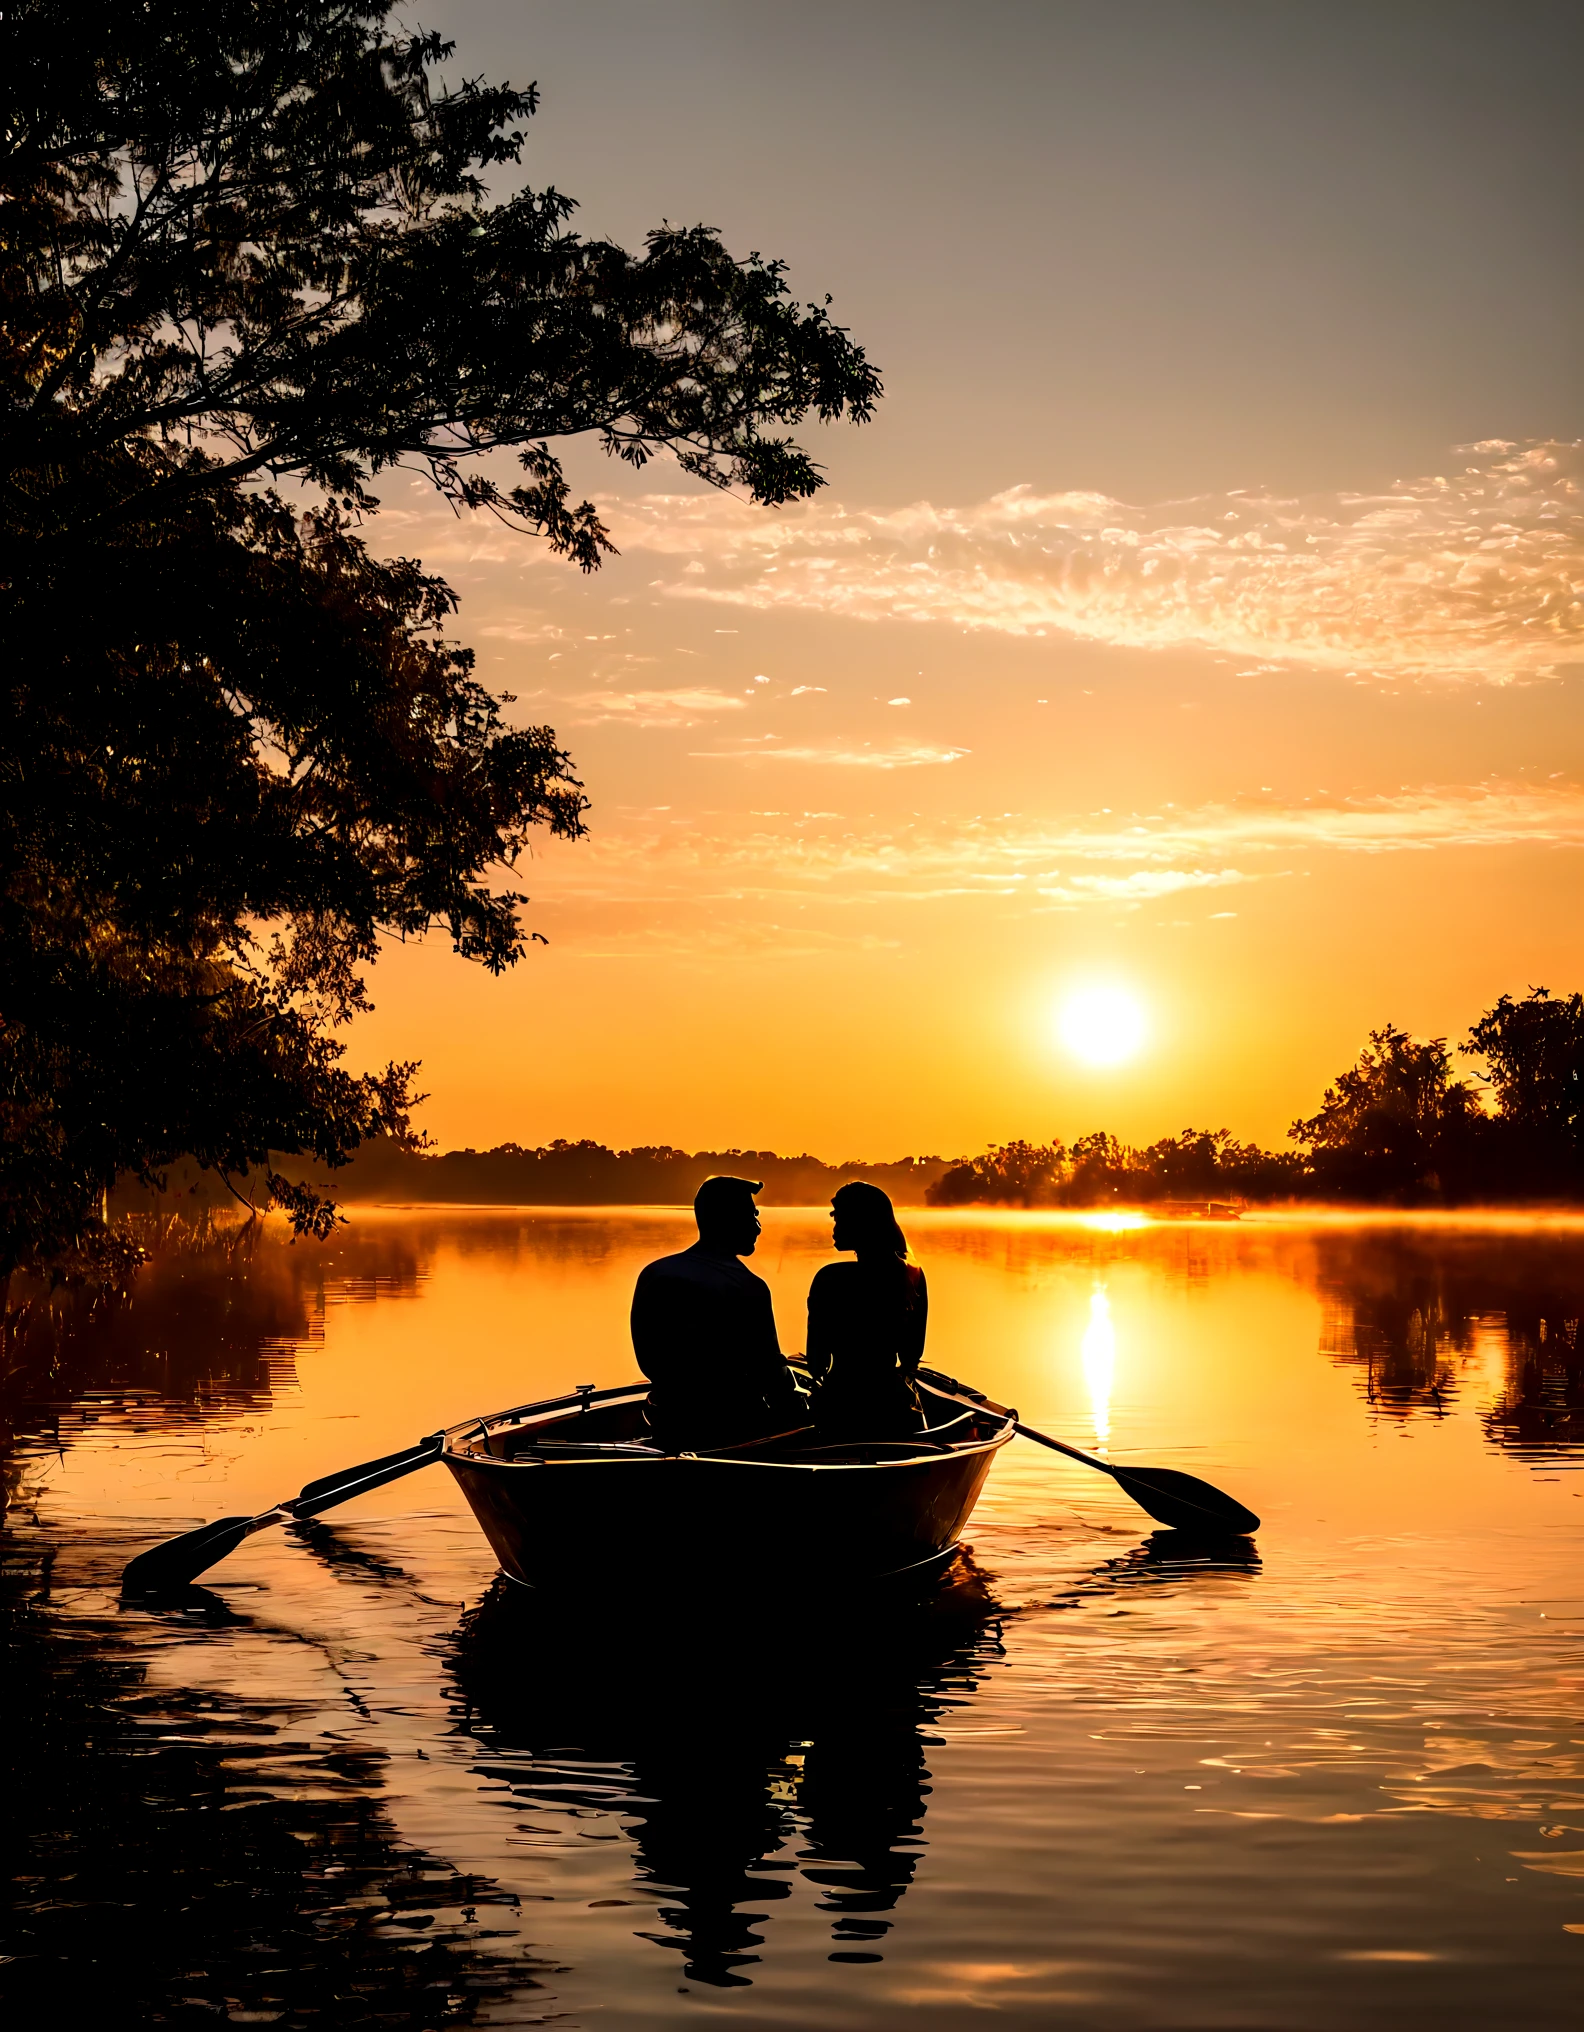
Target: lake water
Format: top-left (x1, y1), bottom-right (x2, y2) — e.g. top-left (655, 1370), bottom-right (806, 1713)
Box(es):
top-left (4, 1207), bottom-right (1584, 2028)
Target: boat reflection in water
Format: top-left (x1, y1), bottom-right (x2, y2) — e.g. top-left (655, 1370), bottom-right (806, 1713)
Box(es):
top-left (444, 1526), bottom-right (1262, 1991)
top-left (447, 1552), bottom-right (1006, 1987)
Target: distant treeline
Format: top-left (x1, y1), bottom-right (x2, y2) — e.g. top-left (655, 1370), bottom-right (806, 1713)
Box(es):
top-left (926, 1129), bottom-right (1301, 1208)
top-left (332, 1138), bottom-right (952, 1208)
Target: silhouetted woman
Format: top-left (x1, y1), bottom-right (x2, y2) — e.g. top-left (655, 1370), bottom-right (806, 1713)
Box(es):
top-left (806, 1182), bottom-right (927, 1441)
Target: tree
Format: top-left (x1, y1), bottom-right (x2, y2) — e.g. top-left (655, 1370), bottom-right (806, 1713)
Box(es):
top-left (927, 1141), bottom-right (1066, 1208)
top-left (1062, 1130), bottom-right (1127, 1205)
top-left (1127, 1127), bottom-right (1305, 1203)
top-left (1464, 987), bottom-right (1584, 1196)
top-left (1289, 1025), bottom-right (1484, 1203)
top-left (0, 2), bottom-right (879, 1277)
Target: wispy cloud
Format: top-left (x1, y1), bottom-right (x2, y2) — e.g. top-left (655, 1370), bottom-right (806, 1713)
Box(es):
top-left (567, 686), bottom-right (748, 727)
top-left (692, 739), bottom-right (970, 769)
top-left (1036, 868), bottom-right (1253, 904)
top-left (512, 778), bottom-right (1584, 957)
top-left (618, 439), bottom-right (1583, 683)
top-left (1000, 781), bottom-right (1584, 862)
top-left (533, 780), bottom-right (1584, 915)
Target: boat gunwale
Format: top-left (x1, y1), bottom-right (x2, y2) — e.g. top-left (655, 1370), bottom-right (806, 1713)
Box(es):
top-left (442, 1373), bottom-right (1016, 1476)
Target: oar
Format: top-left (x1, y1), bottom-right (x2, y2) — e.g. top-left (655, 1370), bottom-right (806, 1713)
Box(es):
top-left (917, 1366), bottom-right (1260, 1535)
top-left (119, 1382), bottom-right (623, 1597)
top-left (119, 1432), bottom-right (446, 1597)
top-left (1016, 1421), bottom-right (1260, 1536)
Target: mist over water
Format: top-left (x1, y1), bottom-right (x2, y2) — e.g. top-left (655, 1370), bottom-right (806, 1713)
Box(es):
top-left (4, 1209), bottom-right (1583, 2028)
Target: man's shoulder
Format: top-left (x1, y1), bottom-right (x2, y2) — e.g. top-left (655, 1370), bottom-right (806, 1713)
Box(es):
top-left (635, 1246), bottom-right (703, 1287)
top-left (635, 1245), bottom-right (765, 1289)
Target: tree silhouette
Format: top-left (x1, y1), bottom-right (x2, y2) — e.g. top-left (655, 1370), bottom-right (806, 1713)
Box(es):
top-left (1289, 1024), bottom-right (1484, 1203)
top-left (1464, 988), bottom-right (1584, 1196)
top-left (1128, 1127), bottom-right (1304, 1203)
top-left (928, 1140), bottom-right (1067, 1208)
top-left (0, 2), bottom-right (878, 1276)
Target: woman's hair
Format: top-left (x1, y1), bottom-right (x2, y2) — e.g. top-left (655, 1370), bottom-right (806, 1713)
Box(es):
top-left (833, 1180), bottom-right (912, 1263)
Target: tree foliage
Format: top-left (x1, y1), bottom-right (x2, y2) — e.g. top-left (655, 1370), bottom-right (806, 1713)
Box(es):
top-left (0, 1), bottom-right (879, 1277)
top-left (1128, 1127), bottom-right (1306, 1203)
top-left (928, 1140), bottom-right (1068, 1208)
top-left (1464, 988), bottom-right (1584, 1194)
top-left (1288, 1025), bottom-right (1485, 1203)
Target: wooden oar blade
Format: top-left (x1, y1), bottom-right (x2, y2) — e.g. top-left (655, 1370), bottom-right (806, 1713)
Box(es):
top-left (120, 1508), bottom-right (286, 1597)
top-left (1110, 1464), bottom-right (1260, 1537)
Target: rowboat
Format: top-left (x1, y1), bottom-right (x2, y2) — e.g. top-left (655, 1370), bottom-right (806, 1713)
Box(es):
top-left (121, 1359), bottom-right (1255, 1602)
top-left (443, 1366), bottom-right (1017, 1591)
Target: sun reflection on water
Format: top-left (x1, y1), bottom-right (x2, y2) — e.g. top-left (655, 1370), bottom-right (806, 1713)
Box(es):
top-left (1081, 1285), bottom-right (1115, 1450)
top-left (1078, 1210), bottom-right (1149, 1233)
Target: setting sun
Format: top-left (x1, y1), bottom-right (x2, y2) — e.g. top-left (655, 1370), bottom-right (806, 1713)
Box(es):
top-left (1058, 987), bottom-right (1148, 1067)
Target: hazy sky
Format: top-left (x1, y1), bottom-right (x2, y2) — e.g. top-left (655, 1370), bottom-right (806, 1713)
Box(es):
top-left (355, 0), bottom-right (1583, 1157)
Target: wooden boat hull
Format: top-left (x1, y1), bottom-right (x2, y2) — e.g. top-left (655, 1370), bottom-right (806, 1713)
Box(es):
top-left (442, 1377), bottom-right (1013, 1592)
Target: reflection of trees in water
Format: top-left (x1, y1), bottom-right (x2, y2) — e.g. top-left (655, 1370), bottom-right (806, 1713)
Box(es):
top-left (1319, 1288), bottom-right (1462, 1417)
top-left (362, 1209), bottom-right (695, 1275)
top-left (447, 1557), bottom-right (1005, 1988)
top-left (0, 1545), bottom-right (549, 2026)
top-left (1, 1215), bottom-right (426, 1444)
top-left (1483, 1312), bottom-right (1584, 1460)
top-left (1314, 1230), bottom-right (1584, 1456)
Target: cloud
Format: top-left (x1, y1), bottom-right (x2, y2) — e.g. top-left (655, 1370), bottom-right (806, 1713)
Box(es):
top-left (566, 686), bottom-right (748, 727)
top-left (615, 439), bottom-right (1583, 683)
top-left (530, 779), bottom-right (1584, 920)
top-left (1035, 868), bottom-right (1252, 904)
top-left (508, 777), bottom-right (1584, 957)
top-left (478, 618), bottom-right (568, 645)
top-left (692, 739), bottom-right (970, 769)
top-left (1008, 781), bottom-right (1584, 861)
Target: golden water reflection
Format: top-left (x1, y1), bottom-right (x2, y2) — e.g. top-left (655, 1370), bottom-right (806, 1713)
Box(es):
top-left (1079, 1285), bottom-right (1115, 1450)
top-left (5, 1208), bottom-right (1584, 2029)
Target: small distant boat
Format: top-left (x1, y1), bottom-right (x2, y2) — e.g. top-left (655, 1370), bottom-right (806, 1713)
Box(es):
top-left (1156, 1200), bottom-right (1242, 1221)
top-left (443, 1368), bottom-right (1016, 1590)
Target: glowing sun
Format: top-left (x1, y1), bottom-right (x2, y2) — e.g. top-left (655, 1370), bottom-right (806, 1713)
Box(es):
top-left (1058, 986), bottom-right (1147, 1067)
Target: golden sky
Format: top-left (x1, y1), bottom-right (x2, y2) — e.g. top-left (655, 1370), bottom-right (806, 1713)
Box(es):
top-left (351, 1), bottom-right (1583, 1159)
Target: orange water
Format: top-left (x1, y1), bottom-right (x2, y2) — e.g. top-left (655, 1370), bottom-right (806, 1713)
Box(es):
top-left (6, 1208), bottom-right (1584, 2027)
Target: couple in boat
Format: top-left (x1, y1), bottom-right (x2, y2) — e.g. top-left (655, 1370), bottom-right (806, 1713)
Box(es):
top-left (631, 1174), bottom-right (927, 1453)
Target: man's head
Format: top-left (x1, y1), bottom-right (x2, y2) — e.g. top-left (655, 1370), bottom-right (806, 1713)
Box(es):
top-left (694, 1175), bottom-right (763, 1256)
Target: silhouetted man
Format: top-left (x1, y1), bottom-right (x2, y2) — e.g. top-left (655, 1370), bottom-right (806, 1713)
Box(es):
top-left (632, 1176), bottom-right (806, 1451)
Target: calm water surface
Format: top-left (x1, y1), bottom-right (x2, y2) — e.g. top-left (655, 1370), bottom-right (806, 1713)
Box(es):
top-left (5, 1208), bottom-right (1584, 2028)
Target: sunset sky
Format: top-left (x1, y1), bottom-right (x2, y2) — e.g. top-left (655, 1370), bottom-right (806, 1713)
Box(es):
top-left (354, 0), bottom-right (1582, 1159)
